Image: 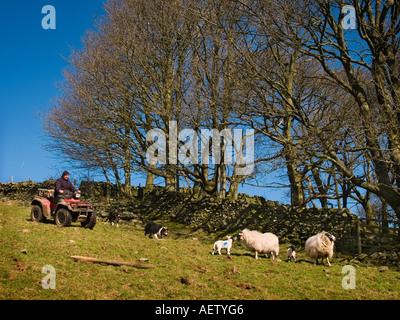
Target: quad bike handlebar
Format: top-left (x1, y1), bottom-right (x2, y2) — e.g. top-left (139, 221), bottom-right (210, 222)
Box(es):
top-left (60, 190), bottom-right (81, 200)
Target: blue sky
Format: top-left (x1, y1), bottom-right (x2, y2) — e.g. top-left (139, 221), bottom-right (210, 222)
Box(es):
top-left (0, 0), bottom-right (288, 202)
top-left (0, 0), bottom-right (106, 182)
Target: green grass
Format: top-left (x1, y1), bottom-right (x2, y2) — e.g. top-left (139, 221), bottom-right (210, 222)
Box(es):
top-left (0, 200), bottom-right (399, 300)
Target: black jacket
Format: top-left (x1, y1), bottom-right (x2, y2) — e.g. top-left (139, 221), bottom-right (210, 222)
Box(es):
top-left (54, 177), bottom-right (76, 196)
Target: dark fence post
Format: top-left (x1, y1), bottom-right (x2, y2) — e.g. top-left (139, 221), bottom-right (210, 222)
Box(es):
top-left (137, 185), bottom-right (144, 200)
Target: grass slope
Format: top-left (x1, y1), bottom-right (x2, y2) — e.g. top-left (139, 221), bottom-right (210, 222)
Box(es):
top-left (0, 200), bottom-right (399, 300)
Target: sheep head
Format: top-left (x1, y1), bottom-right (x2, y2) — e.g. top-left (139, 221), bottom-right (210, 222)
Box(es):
top-left (324, 232), bottom-right (336, 242)
top-left (235, 232), bottom-right (244, 241)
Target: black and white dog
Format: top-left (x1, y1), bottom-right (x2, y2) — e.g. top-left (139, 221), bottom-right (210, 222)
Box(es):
top-left (105, 211), bottom-right (121, 227)
top-left (144, 221), bottom-right (168, 239)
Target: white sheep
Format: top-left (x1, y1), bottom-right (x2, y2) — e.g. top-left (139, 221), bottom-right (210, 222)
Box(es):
top-left (212, 236), bottom-right (233, 256)
top-left (236, 229), bottom-right (279, 260)
top-left (305, 231), bottom-right (336, 266)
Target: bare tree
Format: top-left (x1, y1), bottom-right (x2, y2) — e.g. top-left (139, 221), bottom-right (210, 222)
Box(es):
top-left (249, 0), bottom-right (400, 216)
top-left (43, 0), bottom-right (196, 194)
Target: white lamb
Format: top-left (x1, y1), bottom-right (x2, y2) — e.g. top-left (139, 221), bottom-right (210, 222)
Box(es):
top-left (212, 236), bottom-right (233, 256)
top-left (237, 229), bottom-right (279, 260)
top-left (287, 245), bottom-right (297, 262)
top-left (305, 231), bottom-right (336, 266)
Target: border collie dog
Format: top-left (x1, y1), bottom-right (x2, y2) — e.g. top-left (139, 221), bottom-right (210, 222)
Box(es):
top-left (144, 221), bottom-right (168, 239)
top-left (105, 211), bottom-right (121, 227)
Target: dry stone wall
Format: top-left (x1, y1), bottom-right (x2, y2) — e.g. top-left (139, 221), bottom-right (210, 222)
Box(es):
top-left (0, 180), bottom-right (55, 202)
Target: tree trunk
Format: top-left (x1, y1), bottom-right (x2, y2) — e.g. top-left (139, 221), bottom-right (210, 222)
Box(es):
top-left (227, 178), bottom-right (240, 201)
top-left (145, 165), bottom-right (155, 192)
top-left (123, 126), bottom-right (131, 196)
top-left (380, 200), bottom-right (389, 235)
top-left (219, 138), bottom-right (227, 199)
top-left (311, 167), bottom-right (328, 209)
top-left (284, 141), bottom-right (304, 206)
top-left (165, 166), bottom-right (178, 192)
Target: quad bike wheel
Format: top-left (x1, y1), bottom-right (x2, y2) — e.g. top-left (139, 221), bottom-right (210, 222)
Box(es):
top-left (80, 212), bottom-right (97, 229)
top-left (31, 205), bottom-right (45, 222)
top-left (55, 208), bottom-right (72, 227)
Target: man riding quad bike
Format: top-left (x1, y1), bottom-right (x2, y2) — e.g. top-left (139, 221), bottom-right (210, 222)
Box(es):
top-left (54, 170), bottom-right (78, 201)
top-left (30, 171), bottom-right (96, 229)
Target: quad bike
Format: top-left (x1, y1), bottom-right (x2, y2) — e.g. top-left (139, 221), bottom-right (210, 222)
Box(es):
top-left (31, 189), bottom-right (96, 229)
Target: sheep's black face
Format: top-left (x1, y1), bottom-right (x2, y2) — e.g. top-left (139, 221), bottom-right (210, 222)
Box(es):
top-left (326, 233), bottom-right (336, 242)
top-left (235, 233), bottom-right (243, 241)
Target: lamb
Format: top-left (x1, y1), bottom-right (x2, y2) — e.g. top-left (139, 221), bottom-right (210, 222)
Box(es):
top-left (236, 229), bottom-right (279, 260)
top-left (287, 245), bottom-right (296, 262)
top-left (212, 236), bottom-right (233, 256)
top-left (305, 231), bottom-right (336, 266)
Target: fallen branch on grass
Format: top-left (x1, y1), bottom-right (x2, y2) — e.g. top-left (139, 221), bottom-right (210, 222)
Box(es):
top-left (70, 255), bottom-right (155, 269)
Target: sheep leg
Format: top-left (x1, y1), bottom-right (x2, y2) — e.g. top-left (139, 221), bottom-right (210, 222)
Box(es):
top-left (255, 251), bottom-right (258, 259)
top-left (326, 257), bottom-right (332, 267)
top-left (218, 248), bottom-right (222, 255)
top-left (211, 247), bottom-right (215, 255)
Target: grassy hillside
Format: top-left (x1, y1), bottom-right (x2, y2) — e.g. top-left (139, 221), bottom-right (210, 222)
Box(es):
top-left (0, 200), bottom-right (399, 300)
